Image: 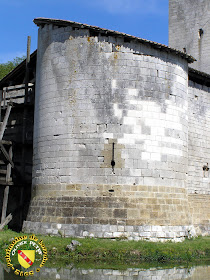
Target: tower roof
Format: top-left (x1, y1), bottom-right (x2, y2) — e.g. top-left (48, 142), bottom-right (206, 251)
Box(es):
top-left (34, 17), bottom-right (195, 64)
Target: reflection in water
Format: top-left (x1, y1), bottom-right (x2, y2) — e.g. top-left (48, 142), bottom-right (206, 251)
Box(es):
top-left (0, 263), bottom-right (210, 280)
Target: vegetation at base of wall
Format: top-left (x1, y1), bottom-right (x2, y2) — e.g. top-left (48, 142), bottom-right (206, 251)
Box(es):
top-left (0, 230), bottom-right (209, 268)
top-left (0, 56), bottom-right (26, 80)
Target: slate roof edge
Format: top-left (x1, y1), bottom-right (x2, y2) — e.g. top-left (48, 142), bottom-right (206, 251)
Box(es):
top-left (33, 17), bottom-right (195, 64)
top-left (189, 67), bottom-right (210, 87)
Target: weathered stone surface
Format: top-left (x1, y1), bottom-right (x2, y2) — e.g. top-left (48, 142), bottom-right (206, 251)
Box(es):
top-left (23, 17), bottom-right (210, 241)
top-left (66, 240), bottom-right (81, 251)
top-left (169, 0), bottom-right (210, 74)
top-left (2, 264), bottom-right (208, 280)
top-left (23, 221), bottom-right (196, 242)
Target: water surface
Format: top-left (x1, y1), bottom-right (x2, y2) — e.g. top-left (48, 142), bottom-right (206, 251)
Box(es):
top-left (1, 263), bottom-right (209, 280)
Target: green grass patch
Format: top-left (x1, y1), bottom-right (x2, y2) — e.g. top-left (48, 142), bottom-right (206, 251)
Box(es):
top-left (0, 229), bottom-right (210, 268)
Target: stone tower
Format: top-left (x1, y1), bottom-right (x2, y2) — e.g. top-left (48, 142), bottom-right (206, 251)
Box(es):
top-left (23, 18), bottom-right (201, 241)
top-left (169, 0), bottom-right (210, 74)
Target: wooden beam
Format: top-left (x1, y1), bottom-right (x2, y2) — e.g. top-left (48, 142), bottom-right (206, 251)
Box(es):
top-left (1, 186), bottom-right (9, 224)
top-left (3, 90), bottom-right (6, 109)
top-left (0, 89), bottom-right (2, 123)
top-left (6, 146), bottom-right (12, 182)
top-left (1, 140), bottom-right (12, 145)
top-left (25, 36), bottom-right (31, 103)
top-left (0, 213), bottom-right (12, 231)
top-left (0, 143), bottom-right (14, 168)
top-left (0, 180), bottom-right (13, 186)
top-left (0, 104), bottom-right (12, 140)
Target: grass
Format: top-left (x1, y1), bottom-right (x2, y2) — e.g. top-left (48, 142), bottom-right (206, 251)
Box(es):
top-left (0, 229), bottom-right (210, 268)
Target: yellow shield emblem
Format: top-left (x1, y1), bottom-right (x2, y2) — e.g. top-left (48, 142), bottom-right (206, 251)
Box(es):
top-left (18, 250), bottom-right (35, 269)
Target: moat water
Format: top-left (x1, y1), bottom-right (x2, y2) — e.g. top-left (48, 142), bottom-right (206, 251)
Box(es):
top-left (0, 263), bottom-right (209, 280)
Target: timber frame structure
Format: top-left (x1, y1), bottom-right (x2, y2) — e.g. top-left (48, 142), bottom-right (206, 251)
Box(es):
top-left (0, 51), bottom-right (36, 231)
top-left (0, 101), bottom-right (14, 230)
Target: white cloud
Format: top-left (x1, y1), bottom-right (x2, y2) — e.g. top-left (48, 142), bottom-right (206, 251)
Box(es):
top-left (86, 0), bottom-right (166, 15)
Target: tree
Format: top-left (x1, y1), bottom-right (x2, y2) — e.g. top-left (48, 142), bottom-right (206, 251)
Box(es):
top-left (0, 56), bottom-right (26, 80)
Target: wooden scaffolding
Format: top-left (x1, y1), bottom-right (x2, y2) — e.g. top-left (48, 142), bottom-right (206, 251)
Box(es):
top-left (0, 39), bottom-right (35, 231)
top-left (0, 101), bottom-right (14, 230)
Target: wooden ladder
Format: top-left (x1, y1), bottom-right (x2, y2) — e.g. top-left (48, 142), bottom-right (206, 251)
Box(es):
top-left (0, 103), bottom-right (14, 230)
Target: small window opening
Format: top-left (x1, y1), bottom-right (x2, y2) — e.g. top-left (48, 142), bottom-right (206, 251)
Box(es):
top-left (198, 28), bottom-right (204, 38)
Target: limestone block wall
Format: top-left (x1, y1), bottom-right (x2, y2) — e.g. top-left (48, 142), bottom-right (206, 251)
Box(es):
top-left (188, 81), bottom-right (210, 194)
top-left (24, 21), bottom-right (194, 240)
top-left (169, 0), bottom-right (210, 74)
top-left (188, 80), bottom-right (210, 234)
top-left (8, 266), bottom-right (209, 280)
top-left (33, 24), bottom-right (189, 189)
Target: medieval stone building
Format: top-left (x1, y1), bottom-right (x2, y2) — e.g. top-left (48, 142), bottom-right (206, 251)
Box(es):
top-left (1, 0), bottom-right (209, 241)
top-left (169, 0), bottom-right (210, 74)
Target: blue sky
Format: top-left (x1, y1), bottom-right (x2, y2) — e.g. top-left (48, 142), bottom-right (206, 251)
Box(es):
top-left (0, 0), bottom-right (168, 63)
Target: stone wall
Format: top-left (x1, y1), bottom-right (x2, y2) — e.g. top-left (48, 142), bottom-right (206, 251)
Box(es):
top-left (169, 0), bottom-right (210, 74)
top-left (33, 266), bottom-right (210, 280)
top-left (1, 264), bottom-right (210, 280)
top-left (187, 80), bottom-right (210, 235)
top-left (188, 81), bottom-right (210, 195)
top-left (189, 194), bottom-right (210, 235)
top-left (33, 24), bottom-right (189, 190)
top-left (23, 22), bottom-right (197, 240)
top-left (23, 184), bottom-right (193, 241)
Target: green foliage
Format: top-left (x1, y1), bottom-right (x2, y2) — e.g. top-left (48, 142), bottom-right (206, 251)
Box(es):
top-left (0, 56), bottom-right (26, 80)
top-left (0, 229), bottom-right (210, 268)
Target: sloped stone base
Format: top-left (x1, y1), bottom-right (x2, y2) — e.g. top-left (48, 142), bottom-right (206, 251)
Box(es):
top-left (23, 221), bottom-right (196, 242)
